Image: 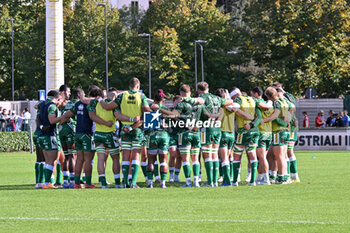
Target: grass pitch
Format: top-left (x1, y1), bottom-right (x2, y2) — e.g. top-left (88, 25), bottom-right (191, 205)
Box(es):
top-left (0, 151), bottom-right (349, 232)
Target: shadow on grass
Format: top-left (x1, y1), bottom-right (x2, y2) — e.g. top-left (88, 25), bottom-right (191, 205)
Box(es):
top-left (0, 184), bottom-right (37, 191)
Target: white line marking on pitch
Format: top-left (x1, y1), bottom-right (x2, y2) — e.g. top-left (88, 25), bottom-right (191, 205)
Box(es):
top-left (0, 217), bottom-right (347, 225)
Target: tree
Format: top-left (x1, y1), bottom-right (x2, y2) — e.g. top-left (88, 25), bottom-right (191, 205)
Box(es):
top-left (242, 0), bottom-right (350, 97)
top-left (141, 0), bottom-right (237, 95)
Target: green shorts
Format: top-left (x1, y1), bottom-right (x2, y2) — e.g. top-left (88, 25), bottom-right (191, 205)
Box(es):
top-left (39, 135), bottom-right (62, 151)
top-left (147, 130), bottom-right (170, 154)
top-left (142, 130), bottom-right (151, 147)
top-left (272, 130), bottom-right (290, 146)
top-left (201, 127), bottom-right (222, 145)
top-left (219, 131), bottom-right (235, 149)
top-left (169, 133), bottom-right (178, 148)
top-left (33, 130), bottom-right (40, 148)
top-left (257, 132), bottom-right (272, 149)
top-left (288, 126), bottom-right (298, 142)
top-left (120, 126), bottom-right (143, 150)
top-left (235, 128), bottom-right (259, 146)
top-left (94, 131), bottom-right (120, 149)
top-left (74, 133), bottom-right (95, 152)
top-left (178, 131), bottom-right (201, 148)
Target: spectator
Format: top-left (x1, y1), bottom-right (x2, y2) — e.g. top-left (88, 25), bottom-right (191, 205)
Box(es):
top-left (303, 111), bottom-right (310, 128)
top-left (333, 113), bottom-right (344, 127)
top-left (5, 109), bottom-right (14, 131)
top-left (21, 108), bottom-right (31, 131)
top-left (0, 108), bottom-right (7, 132)
top-left (342, 110), bottom-right (350, 127)
top-left (326, 110), bottom-right (335, 127)
top-left (315, 110), bottom-right (326, 127)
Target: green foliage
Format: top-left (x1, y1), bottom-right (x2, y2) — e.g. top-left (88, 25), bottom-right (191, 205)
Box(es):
top-left (242, 0), bottom-right (350, 97)
top-left (143, 0), bottom-right (236, 94)
top-left (0, 132), bottom-right (30, 152)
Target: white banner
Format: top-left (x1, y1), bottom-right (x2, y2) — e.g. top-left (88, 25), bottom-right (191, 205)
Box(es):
top-left (46, 0), bottom-right (64, 94)
top-left (295, 129), bottom-right (350, 151)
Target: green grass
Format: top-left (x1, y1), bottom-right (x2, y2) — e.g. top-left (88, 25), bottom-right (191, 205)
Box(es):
top-left (0, 151), bottom-right (350, 232)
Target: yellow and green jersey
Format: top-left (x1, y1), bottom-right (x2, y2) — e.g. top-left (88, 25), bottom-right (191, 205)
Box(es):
top-left (234, 95), bottom-right (262, 129)
top-left (221, 107), bottom-right (235, 133)
top-left (272, 97), bottom-right (292, 132)
top-left (88, 98), bottom-right (116, 133)
top-left (115, 90), bottom-right (148, 125)
top-left (255, 98), bottom-right (274, 133)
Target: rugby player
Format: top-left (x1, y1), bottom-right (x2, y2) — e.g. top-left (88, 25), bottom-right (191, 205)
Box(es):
top-left (231, 88), bottom-right (262, 186)
top-left (146, 89), bottom-right (177, 188)
top-left (197, 82), bottom-right (233, 187)
top-left (99, 77), bottom-right (151, 188)
top-left (262, 87), bottom-right (293, 184)
top-left (39, 90), bottom-right (64, 189)
top-left (34, 101), bottom-right (45, 188)
top-left (61, 88), bottom-right (100, 188)
top-left (59, 86), bottom-right (78, 188)
top-left (251, 87), bottom-right (274, 185)
top-left (175, 84), bottom-right (204, 187)
top-left (272, 82), bottom-right (300, 183)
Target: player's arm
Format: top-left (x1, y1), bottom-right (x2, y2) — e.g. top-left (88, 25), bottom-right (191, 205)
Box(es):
top-left (80, 96), bottom-right (94, 105)
top-left (48, 105), bottom-right (63, 124)
top-left (114, 111), bottom-right (140, 123)
top-left (251, 107), bottom-right (262, 128)
top-left (258, 100), bottom-right (273, 110)
top-left (182, 97), bottom-right (204, 105)
top-left (89, 111), bottom-right (113, 127)
top-left (59, 110), bottom-right (74, 125)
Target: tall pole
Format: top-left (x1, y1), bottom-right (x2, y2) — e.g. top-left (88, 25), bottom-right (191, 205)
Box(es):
top-left (228, 50), bottom-right (241, 88)
top-left (238, 53), bottom-right (241, 88)
top-left (148, 34), bottom-right (151, 99)
top-left (98, 3), bottom-right (108, 90)
top-left (200, 44), bottom-right (204, 82)
top-left (104, 5), bottom-right (108, 90)
top-left (194, 41), bottom-right (198, 91)
top-left (139, 33), bottom-right (152, 98)
top-left (10, 19), bottom-right (14, 101)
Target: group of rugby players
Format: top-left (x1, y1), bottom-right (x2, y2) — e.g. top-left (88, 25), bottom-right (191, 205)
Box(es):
top-left (33, 78), bottom-right (300, 189)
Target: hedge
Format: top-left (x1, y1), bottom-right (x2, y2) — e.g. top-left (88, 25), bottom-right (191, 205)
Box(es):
top-left (0, 132), bottom-right (31, 152)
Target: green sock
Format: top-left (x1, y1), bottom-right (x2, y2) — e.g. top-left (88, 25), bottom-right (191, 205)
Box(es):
top-left (99, 175), bottom-right (107, 186)
top-left (213, 160), bottom-right (219, 183)
top-left (39, 163), bottom-right (45, 183)
top-left (250, 161), bottom-right (258, 183)
top-left (55, 162), bottom-right (62, 184)
top-left (230, 161), bottom-right (234, 180)
top-left (86, 176), bottom-right (92, 185)
top-left (82, 174), bottom-right (86, 183)
top-left (35, 163), bottom-right (39, 184)
top-left (74, 176), bottom-right (81, 185)
top-left (219, 161), bottom-right (223, 177)
top-left (131, 163), bottom-right (139, 185)
top-left (223, 164), bottom-right (231, 184)
top-left (70, 175), bottom-right (74, 183)
top-left (232, 161), bottom-right (241, 183)
top-left (205, 161), bottom-right (213, 184)
top-left (175, 168), bottom-right (180, 176)
top-left (160, 172), bottom-right (167, 181)
top-left (141, 164), bottom-right (147, 178)
top-left (277, 175), bottom-right (284, 182)
top-left (147, 171), bottom-right (153, 181)
top-left (287, 160), bottom-right (291, 175)
top-left (154, 162), bottom-right (159, 177)
top-left (45, 167), bottom-right (54, 183)
top-left (192, 164), bottom-right (200, 177)
top-left (290, 160), bottom-right (298, 173)
top-left (183, 164), bottom-right (191, 178)
top-left (283, 174), bottom-right (289, 181)
top-left (98, 176), bottom-right (102, 183)
top-left (115, 175), bottom-right (121, 185)
top-left (122, 163), bottom-right (130, 186)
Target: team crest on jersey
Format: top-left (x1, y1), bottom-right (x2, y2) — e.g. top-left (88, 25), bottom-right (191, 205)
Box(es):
top-left (78, 104), bottom-right (84, 110)
top-left (143, 111), bottom-right (161, 129)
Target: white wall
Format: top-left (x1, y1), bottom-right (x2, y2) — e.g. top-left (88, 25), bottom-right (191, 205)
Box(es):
top-left (111, 0), bottom-right (151, 10)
